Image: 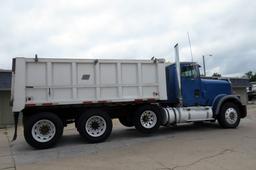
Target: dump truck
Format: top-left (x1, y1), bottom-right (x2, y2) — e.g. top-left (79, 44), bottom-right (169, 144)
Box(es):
top-left (11, 44), bottom-right (247, 149)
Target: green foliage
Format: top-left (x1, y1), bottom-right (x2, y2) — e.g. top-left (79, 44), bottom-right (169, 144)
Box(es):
top-left (245, 71), bottom-right (256, 82)
top-left (212, 72), bottom-right (221, 77)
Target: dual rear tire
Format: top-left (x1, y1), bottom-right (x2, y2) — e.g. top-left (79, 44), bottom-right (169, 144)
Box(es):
top-left (77, 109), bottom-right (113, 143)
top-left (118, 105), bottom-right (162, 134)
top-left (23, 112), bottom-right (64, 149)
top-left (133, 105), bottom-right (162, 134)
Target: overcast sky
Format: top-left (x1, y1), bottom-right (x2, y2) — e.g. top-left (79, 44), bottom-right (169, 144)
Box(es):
top-left (0, 0), bottom-right (255, 76)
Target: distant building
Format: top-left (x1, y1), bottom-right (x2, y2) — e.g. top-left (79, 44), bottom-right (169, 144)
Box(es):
top-left (0, 70), bottom-right (13, 128)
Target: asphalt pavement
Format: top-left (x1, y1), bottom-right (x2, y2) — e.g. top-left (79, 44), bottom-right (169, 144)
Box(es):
top-left (1, 104), bottom-right (256, 170)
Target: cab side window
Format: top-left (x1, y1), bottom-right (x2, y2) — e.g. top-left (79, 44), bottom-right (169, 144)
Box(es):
top-left (181, 66), bottom-right (199, 78)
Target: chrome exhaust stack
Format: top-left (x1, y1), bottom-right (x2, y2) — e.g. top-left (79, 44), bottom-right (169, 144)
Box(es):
top-left (174, 44), bottom-right (183, 106)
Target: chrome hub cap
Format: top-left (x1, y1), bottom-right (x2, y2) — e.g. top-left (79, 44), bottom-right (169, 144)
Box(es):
top-left (225, 108), bottom-right (238, 124)
top-left (85, 116), bottom-right (106, 137)
top-left (32, 119), bottom-right (56, 143)
top-left (140, 110), bottom-right (157, 129)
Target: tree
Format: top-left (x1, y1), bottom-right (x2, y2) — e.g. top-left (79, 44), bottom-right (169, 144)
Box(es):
top-left (212, 72), bottom-right (221, 77)
top-left (245, 71), bottom-right (256, 82)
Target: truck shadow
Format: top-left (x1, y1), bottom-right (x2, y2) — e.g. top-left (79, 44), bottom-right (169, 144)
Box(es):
top-left (58, 122), bottom-right (222, 147)
top-left (110, 122), bottom-right (222, 140)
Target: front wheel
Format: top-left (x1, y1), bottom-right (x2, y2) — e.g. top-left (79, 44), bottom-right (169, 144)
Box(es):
top-left (23, 112), bottom-right (64, 149)
top-left (218, 102), bottom-right (241, 128)
top-left (77, 109), bottom-right (112, 143)
top-left (134, 105), bottom-right (162, 134)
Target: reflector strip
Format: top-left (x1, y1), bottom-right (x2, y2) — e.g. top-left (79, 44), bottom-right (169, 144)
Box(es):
top-left (83, 101), bottom-right (93, 104)
top-left (147, 98), bottom-right (156, 102)
top-left (25, 104), bottom-right (36, 107)
top-left (134, 99), bottom-right (143, 103)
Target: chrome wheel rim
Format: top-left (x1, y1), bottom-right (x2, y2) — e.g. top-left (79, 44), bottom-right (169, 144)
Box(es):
top-left (85, 116), bottom-right (107, 137)
top-left (32, 119), bottom-right (56, 143)
top-left (225, 108), bottom-right (238, 124)
top-left (140, 110), bottom-right (157, 129)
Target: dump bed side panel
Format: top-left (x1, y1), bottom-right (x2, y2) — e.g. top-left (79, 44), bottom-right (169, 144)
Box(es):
top-left (12, 58), bottom-right (167, 112)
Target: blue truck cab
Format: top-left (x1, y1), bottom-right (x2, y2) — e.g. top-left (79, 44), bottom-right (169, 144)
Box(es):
top-left (166, 62), bottom-right (247, 118)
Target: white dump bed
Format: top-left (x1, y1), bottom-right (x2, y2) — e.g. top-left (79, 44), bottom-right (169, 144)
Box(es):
top-left (12, 58), bottom-right (167, 112)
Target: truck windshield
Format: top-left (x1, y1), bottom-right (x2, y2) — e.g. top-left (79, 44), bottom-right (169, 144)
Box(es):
top-left (181, 65), bottom-right (199, 78)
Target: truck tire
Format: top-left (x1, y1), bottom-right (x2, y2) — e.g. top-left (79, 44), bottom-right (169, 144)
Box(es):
top-left (119, 115), bottom-right (134, 127)
top-left (23, 112), bottom-right (64, 149)
top-left (217, 102), bottom-right (241, 128)
top-left (134, 105), bottom-right (162, 134)
top-left (77, 109), bottom-right (112, 143)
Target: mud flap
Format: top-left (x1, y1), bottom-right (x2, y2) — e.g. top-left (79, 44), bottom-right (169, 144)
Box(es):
top-left (12, 112), bottom-right (20, 141)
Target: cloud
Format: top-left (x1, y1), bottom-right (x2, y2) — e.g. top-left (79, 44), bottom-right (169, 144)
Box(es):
top-left (0, 0), bottom-right (255, 77)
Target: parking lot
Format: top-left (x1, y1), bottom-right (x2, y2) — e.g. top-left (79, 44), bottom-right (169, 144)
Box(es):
top-left (1, 103), bottom-right (256, 170)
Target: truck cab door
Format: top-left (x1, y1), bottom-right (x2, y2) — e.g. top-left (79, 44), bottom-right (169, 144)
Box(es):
top-left (181, 64), bottom-right (202, 106)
